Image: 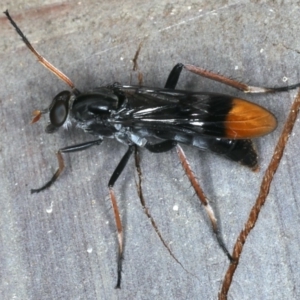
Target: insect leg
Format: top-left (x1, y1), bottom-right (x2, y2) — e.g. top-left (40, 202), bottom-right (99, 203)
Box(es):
top-left (31, 139), bottom-right (103, 193)
top-left (182, 63), bottom-right (300, 93)
top-left (176, 144), bottom-right (232, 261)
top-left (145, 140), bottom-right (177, 153)
top-left (164, 64), bottom-right (184, 89)
top-left (108, 145), bottom-right (134, 289)
top-left (165, 65), bottom-right (232, 258)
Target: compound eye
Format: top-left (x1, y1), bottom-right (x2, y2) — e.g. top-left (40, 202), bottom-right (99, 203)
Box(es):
top-left (49, 91), bottom-right (71, 127)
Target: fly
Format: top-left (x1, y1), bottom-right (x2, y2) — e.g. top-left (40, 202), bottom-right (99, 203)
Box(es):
top-left (5, 10), bottom-right (300, 288)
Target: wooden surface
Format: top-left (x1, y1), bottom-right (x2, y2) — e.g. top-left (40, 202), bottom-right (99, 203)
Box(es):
top-left (1, 1), bottom-right (300, 299)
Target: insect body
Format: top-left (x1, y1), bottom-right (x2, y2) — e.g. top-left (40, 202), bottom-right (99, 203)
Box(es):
top-left (5, 10), bottom-right (300, 288)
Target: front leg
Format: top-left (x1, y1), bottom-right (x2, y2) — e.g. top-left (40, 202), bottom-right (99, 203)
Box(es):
top-left (31, 139), bottom-right (103, 193)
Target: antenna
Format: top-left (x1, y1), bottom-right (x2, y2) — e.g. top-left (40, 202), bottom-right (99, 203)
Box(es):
top-left (4, 10), bottom-right (75, 90)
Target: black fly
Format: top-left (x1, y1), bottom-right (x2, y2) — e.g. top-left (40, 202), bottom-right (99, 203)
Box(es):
top-left (5, 10), bottom-right (300, 288)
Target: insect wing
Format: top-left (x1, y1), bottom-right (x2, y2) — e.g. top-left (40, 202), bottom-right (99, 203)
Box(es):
top-left (117, 87), bottom-right (277, 139)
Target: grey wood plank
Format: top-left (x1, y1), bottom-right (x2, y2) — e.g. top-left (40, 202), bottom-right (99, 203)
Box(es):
top-left (1, 1), bottom-right (300, 299)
